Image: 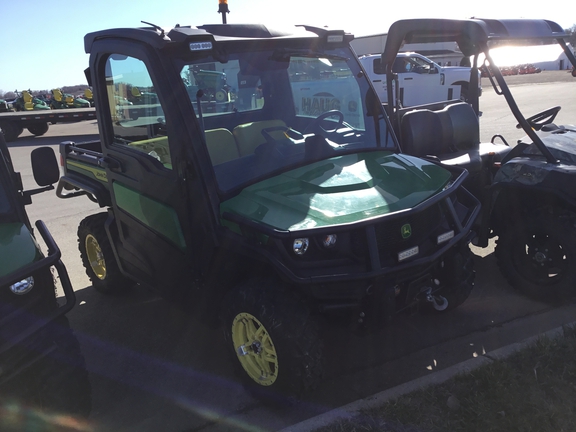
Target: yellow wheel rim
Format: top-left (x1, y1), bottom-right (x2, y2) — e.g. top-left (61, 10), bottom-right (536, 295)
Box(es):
top-left (215, 90), bottom-right (227, 102)
top-left (85, 234), bottom-right (106, 280)
top-left (231, 312), bottom-right (278, 386)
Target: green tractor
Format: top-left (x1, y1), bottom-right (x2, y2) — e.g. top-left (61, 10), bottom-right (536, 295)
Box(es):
top-left (12, 90), bottom-right (50, 111)
top-left (0, 99), bottom-right (12, 113)
top-left (50, 88), bottom-right (91, 109)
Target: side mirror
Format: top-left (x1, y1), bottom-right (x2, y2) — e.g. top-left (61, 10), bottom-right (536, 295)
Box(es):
top-left (31, 147), bottom-right (59, 186)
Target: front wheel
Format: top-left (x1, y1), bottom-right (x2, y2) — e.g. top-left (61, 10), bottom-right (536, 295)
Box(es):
top-left (78, 213), bottom-right (131, 294)
top-left (220, 279), bottom-right (323, 404)
top-left (0, 121), bottom-right (21, 142)
top-left (496, 212), bottom-right (576, 303)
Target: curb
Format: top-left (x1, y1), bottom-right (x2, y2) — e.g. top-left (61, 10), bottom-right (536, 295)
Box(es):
top-left (280, 323), bottom-right (574, 432)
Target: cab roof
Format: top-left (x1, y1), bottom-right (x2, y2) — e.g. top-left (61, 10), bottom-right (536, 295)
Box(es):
top-left (84, 23), bottom-right (353, 54)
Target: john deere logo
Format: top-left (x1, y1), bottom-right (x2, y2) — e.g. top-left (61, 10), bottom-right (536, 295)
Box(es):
top-left (401, 224), bottom-right (412, 239)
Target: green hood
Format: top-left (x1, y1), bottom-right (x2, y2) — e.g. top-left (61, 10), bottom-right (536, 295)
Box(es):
top-left (0, 223), bottom-right (41, 279)
top-left (221, 151), bottom-right (452, 231)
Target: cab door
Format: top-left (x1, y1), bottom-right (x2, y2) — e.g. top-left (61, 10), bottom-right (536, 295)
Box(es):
top-left (91, 46), bottom-right (196, 295)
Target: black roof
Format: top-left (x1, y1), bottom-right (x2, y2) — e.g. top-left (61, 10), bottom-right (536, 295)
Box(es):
top-left (84, 23), bottom-right (352, 54)
top-left (382, 18), bottom-right (568, 66)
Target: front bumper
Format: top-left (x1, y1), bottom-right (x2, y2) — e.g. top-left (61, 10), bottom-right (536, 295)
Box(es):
top-left (0, 220), bottom-right (76, 384)
top-left (223, 166), bottom-right (480, 293)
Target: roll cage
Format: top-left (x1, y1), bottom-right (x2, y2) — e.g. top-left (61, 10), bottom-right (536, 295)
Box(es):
top-left (381, 18), bottom-right (576, 164)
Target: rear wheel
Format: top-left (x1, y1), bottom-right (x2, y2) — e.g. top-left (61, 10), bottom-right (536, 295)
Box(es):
top-left (496, 212), bottom-right (576, 303)
top-left (78, 213), bottom-right (131, 294)
top-left (0, 121), bottom-right (20, 142)
top-left (221, 279), bottom-right (323, 405)
top-left (27, 122), bottom-right (49, 136)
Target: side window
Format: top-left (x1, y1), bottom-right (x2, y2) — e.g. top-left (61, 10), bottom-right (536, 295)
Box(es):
top-left (105, 55), bottom-right (172, 169)
top-left (372, 58), bottom-right (385, 75)
top-left (392, 58), bottom-right (406, 73)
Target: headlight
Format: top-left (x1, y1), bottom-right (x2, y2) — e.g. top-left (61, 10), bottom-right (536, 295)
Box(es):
top-left (9, 276), bottom-right (35, 295)
top-left (293, 238), bottom-right (309, 255)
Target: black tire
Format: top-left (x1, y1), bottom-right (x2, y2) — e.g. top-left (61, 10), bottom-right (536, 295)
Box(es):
top-left (30, 316), bottom-right (92, 417)
top-left (496, 212), bottom-right (576, 303)
top-left (0, 121), bottom-right (19, 142)
top-left (220, 279), bottom-right (323, 405)
top-left (129, 109), bottom-right (139, 120)
top-left (423, 248), bottom-right (475, 313)
top-left (78, 213), bottom-right (131, 294)
top-left (27, 122), bottom-right (49, 136)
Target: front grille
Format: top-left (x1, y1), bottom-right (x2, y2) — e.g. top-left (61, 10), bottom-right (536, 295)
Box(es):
top-left (349, 203), bottom-right (448, 264)
top-left (367, 186), bottom-right (476, 271)
top-left (374, 204), bottom-right (444, 252)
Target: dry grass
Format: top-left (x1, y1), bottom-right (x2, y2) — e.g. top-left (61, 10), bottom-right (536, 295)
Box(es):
top-left (315, 326), bottom-right (576, 432)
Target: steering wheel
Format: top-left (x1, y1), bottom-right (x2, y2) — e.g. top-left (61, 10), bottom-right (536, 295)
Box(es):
top-left (304, 110), bottom-right (345, 136)
top-left (517, 106), bottom-right (561, 131)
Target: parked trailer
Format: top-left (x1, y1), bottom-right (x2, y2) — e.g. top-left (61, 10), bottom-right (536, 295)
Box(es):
top-left (0, 108), bottom-right (96, 142)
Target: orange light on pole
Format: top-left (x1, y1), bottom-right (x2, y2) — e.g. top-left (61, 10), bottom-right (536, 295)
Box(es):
top-left (218, 0), bottom-right (230, 24)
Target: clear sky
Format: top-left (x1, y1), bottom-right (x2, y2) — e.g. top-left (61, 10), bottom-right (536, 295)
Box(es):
top-left (1, 0), bottom-right (573, 93)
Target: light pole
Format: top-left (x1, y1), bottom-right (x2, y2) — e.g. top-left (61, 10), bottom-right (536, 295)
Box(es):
top-left (218, 0), bottom-right (230, 24)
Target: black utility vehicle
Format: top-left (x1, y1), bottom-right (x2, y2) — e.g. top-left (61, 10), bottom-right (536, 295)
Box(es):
top-left (0, 130), bottom-right (90, 416)
top-left (51, 22), bottom-right (479, 402)
top-left (381, 18), bottom-right (576, 302)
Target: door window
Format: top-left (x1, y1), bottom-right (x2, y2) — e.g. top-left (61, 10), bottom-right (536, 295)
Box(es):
top-left (105, 55), bottom-right (172, 169)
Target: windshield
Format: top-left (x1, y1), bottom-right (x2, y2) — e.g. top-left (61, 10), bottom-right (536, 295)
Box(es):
top-left (178, 46), bottom-right (396, 192)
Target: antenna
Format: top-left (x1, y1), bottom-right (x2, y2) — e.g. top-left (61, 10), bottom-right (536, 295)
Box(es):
top-left (141, 21), bottom-right (165, 37)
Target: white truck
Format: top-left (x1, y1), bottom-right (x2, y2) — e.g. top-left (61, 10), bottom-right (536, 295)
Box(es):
top-left (359, 52), bottom-right (480, 107)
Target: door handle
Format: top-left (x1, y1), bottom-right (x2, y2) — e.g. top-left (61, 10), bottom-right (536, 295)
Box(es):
top-left (97, 156), bottom-right (121, 171)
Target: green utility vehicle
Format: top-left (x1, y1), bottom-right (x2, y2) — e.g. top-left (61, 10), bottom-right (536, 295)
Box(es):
top-left (0, 130), bottom-right (90, 416)
top-left (50, 89), bottom-right (91, 109)
top-left (0, 99), bottom-right (12, 113)
top-left (51, 22), bottom-right (479, 402)
top-left (381, 18), bottom-right (576, 303)
top-left (12, 90), bottom-right (51, 112)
